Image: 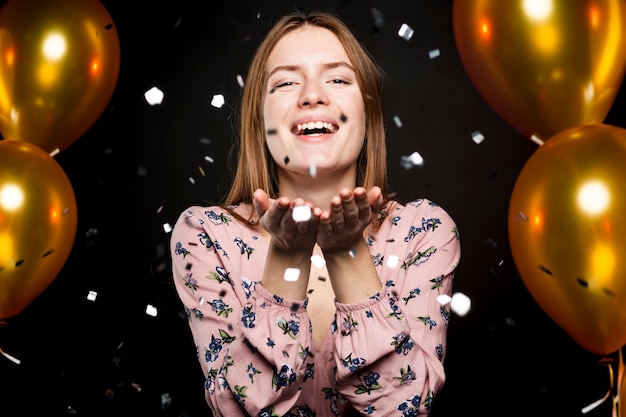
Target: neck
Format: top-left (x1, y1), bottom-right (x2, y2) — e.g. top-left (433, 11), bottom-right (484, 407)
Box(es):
top-left (277, 168), bottom-right (357, 211)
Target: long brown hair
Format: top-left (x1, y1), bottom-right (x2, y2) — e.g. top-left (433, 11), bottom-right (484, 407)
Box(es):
top-left (223, 11), bottom-right (390, 220)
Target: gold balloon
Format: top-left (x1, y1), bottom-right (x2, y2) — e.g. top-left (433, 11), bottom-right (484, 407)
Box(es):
top-left (0, 0), bottom-right (120, 153)
top-left (453, 0), bottom-right (626, 142)
top-left (0, 140), bottom-right (77, 320)
top-left (508, 124), bottom-right (626, 355)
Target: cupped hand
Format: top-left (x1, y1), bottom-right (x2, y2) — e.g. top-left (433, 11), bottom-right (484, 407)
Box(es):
top-left (253, 189), bottom-right (321, 253)
top-left (316, 186), bottom-right (384, 253)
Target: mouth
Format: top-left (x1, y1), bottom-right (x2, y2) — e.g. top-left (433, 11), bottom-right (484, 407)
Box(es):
top-left (293, 121), bottom-right (338, 136)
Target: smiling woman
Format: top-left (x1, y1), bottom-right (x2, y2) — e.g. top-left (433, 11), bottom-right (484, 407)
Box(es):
top-left (169, 10), bottom-right (460, 417)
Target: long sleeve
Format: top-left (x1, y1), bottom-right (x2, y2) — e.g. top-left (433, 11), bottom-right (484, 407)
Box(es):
top-left (170, 206), bottom-right (315, 417)
top-left (332, 199), bottom-right (461, 416)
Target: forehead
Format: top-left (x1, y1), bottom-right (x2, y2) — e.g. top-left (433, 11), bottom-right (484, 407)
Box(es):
top-left (267, 25), bottom-right (352, 67)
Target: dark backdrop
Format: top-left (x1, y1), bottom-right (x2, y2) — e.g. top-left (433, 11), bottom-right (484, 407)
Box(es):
top-left (0, 1), bottom-right (623, 416)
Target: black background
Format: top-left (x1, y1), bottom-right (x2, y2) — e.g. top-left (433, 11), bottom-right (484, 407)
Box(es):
top-left (0, 1), bottom-right (624, 416)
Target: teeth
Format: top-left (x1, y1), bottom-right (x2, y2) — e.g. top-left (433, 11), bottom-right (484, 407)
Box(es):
top-left (296, 121), bottom-right (337, 135)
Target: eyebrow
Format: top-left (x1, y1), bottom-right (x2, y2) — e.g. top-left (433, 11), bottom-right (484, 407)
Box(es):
top-left (267, 61), bottom-right (355, 77)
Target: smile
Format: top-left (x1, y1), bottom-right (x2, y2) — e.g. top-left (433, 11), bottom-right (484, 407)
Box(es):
top-left (294, 121), bottom-right (338, 135)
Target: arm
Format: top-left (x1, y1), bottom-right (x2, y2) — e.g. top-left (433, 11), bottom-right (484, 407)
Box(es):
top-left (252, 190), bottom-right (321, 301)
top-left (331, 200), bottom-right (461, 415)
top-left (170, 206), bottom-right (316, 416)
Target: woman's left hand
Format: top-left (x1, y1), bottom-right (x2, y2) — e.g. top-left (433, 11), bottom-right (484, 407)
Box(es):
top-left (316, 186), bottom-right (384, 253)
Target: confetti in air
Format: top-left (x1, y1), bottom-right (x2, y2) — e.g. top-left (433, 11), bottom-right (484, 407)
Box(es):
top-left (284, 268), bottom-right (301, 282)
top-left (436, 294), bottom-right (451, 305)
top-left (144, 86), bottom-right (164, 105)
top-left (292, 205), bottom-right (312, 222)
top-left (145, 304), bottom-right (158, 317)
top-left (450, 292), bottom-right (471, 316)
top-left (309, 162), bottom-right (317, 177)
top-left (163, 223), bottom-right (172, 233)
top-left (86, 290), bottom-right (98, 302)
top-left (0, 347), bottom-right (21, 365)
top-left (284, 155), bottom-right (290, 164)
top-left (393, 116), bottom-right (402, 128)
top-left (531, 134), bottom-right (544, 146)
top-left (471, 131), bottom-right (485, 144)
top-left (386, 254), bottom-right (399, 268)
top-left (340, 113), bottom-right (347, 123)
top-left (161, 393), bottom-right (172, 410)
top-left (428, 49), bottom-right (440, 59)
top-left (236, 74), bottom-right (244, 88)
top-left (211, 94), bottom-right (225, 108)
top-left (400, 151), bottom-right (424, 169)
top-left (398, 23), bottom-right (414, 41)
top-left (310, 254), bottom-right (326, 268)
top-left (371, 8), bottom-right (385, 33)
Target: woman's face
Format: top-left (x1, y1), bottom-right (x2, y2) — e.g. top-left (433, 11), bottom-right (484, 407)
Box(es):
top-left (263, 25), bottom-right (366, 182)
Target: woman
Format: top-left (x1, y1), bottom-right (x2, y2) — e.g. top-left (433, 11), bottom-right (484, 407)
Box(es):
top-left (170, 10), bottom-right (460, 417)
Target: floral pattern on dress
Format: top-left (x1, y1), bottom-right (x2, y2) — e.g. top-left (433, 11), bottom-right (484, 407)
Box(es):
top-left (171, 199), bottom-right (460, 416)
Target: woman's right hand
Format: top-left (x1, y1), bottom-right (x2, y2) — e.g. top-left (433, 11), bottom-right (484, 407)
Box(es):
top-left (253, 189), bottom-right (321, 253)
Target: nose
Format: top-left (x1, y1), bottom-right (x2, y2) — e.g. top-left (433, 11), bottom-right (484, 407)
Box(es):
top-left (299, 81), bottom-right (328, 107)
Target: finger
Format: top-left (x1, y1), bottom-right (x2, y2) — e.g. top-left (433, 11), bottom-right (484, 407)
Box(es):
top-left (253, 189), bottom-right (270, 218)
top-left (318, 210), bottom-right (333, 237)
top-left (340, 190), bottom-right (360, 223)
top-left (367, 186), bottom-right (383, 209)
top-left (330, 195), bottom-right (346, 230)
top-left (263, 197), bottom-right (291, 231)
top-left (352, 187), bottom-right (372, 221)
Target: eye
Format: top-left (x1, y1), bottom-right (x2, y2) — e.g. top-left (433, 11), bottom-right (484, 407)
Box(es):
top-left (329, 78), bottom-right (350, 84)
top-left (274, 81), bottom-right (296, 89)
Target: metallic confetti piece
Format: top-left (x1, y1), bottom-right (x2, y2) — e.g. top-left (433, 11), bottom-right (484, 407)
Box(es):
top-left (400, 152), bottom-right (424, 169)
top-left (471, 131), bottom-right (485, 144)
top-left (0, 348), bottom-right (21, 364)
top-left (211, 94), bottom-right (225, 108)
top-left (450, 292), bottom-right (471, 316)
top-left (436, 294), bottom-right (451, 305)
top-left (284, 268), bottom-right (300, 282)
top-left (371, 8), bottom-right (385, 33)
top-left (398, 23), bottom-right (414, 41)
top-left (145, 304), bottom-right (158, 317)
top-left (310, 254), bottom-right (326, 268)
top-left (292, 205), bottom-right (312, 222)
top-left (386, 254), bottom-right (399, 268)
top-left (530, 134), bottom-right (544, 146)
top-left (144, 86), bottom-right (164, 105)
